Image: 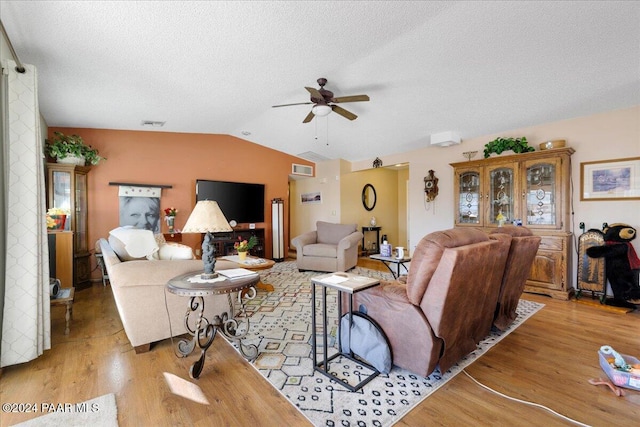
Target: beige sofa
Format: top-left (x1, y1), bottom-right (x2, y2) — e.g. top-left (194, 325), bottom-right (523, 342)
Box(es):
top-left (291, 221), bottom-right (363, 272)
top-left (99, 237), bottom-right (236, 353)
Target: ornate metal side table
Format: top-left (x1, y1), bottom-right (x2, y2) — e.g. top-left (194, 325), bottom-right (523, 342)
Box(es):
top-left (369, 253), bottom-right (411, 279)
top-left (166, 270), bottom-right (260, 379)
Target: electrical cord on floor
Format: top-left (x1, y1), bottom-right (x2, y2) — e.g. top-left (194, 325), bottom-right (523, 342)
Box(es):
top-left (462, 370), bottom-right (591, 427)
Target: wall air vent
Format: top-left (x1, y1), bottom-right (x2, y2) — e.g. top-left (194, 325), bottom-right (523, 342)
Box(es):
top-left (140, 120), bottom-right (166, 127)
top-left (292, 164), bottom-right (314, 177)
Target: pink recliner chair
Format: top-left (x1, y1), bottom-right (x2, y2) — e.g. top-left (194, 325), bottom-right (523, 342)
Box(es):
top-left (347, 227), bottom-right (511, 376)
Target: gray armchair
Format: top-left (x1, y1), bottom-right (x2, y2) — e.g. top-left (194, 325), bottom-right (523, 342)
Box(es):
top-left (291, 221), bottom-right (363, 272)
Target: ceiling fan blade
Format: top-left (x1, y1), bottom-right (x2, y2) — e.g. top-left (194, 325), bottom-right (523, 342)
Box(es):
top-left (272, 102), bottom-right (314, 108)
top-left (331, 105), bottom-right (357, 121)
top-left (302, 110), bottom-right (315, 123)
top-left (305, 86), bottom-right (324, 101)
top-left (333, 94), bottom-right (370, 103)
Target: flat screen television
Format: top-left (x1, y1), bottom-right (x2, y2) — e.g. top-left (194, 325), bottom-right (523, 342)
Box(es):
top-left (196, 180), bottom-right (265, 224)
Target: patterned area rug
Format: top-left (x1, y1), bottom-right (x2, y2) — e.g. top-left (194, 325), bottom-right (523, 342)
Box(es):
top-left (230, 261), bottom-right (543, 427)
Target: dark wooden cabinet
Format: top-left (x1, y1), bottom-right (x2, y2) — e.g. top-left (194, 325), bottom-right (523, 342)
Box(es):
top-left (163, 233), bottom-right (182, 243)
top-left (211, 228), bottom-right (266, 258)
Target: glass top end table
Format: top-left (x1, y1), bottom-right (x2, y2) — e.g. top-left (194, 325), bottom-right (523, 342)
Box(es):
top-left (369, 254), bottom-right (411, 279)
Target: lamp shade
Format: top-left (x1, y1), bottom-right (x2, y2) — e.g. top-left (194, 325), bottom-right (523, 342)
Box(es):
top-left (181, 200), bottom-right (233, 233)
top-left (312, 104), bottom-right (332, 117)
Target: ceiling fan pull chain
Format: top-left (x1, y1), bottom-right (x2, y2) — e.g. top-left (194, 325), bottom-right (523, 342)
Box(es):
top-left (326, 118), bottom-right (329, 146)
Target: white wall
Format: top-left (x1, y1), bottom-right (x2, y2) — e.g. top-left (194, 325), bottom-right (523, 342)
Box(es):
top-left (289, 159), bottom-right (343, 240)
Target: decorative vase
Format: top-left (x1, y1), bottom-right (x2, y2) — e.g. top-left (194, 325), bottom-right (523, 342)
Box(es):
top-left (370, 217), bottom-right (377, 226)
top-left (238, 251), bottom-right (248, 261)
top-left (165, 216), bottom-right (175, 233)
top-left (57, 154), bottom-right (85, 166)
top-left (49, 214), bottom-right (67, 230)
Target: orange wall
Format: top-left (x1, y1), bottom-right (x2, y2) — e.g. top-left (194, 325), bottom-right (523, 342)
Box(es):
top-left (49, 127), bottom-right (313, 279)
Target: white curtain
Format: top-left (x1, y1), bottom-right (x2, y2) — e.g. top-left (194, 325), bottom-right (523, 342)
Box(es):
top-left (1, 60), bottom-right (51, 367)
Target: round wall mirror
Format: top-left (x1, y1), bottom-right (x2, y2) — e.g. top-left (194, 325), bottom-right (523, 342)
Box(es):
top-left (362, 183), bottom-right (377, 211)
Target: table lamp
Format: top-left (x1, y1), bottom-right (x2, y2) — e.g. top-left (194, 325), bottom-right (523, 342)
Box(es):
top-left (182, 200), bottom-right (233, 279)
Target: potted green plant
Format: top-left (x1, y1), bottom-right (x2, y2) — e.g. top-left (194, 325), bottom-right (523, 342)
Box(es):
top-left (483, 136), bottom-right (534, 158)
top-left (45, 131), bottom-right (106, 166)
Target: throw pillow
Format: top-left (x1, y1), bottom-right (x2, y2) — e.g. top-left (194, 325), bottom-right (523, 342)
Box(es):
top-left (156, 242), bottom-right (195, 260)
top-left (108, 227), bottom-right (159, 261)
top-left (154, 233), bottom-right (167, 246)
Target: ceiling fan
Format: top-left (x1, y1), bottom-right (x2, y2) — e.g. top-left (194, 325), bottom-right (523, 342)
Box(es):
top-left (272, 78), bottom-right (370, 123)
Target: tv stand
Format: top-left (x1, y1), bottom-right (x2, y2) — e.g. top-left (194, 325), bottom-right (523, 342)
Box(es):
top-left (212, 228), bottom-right (265, 259)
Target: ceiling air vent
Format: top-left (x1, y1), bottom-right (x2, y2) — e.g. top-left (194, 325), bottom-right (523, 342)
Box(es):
top-left (292, 164), bottom-right (313, 177)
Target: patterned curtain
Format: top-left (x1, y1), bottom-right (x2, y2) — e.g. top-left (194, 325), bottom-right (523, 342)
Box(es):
top-left (1, 60), bottom-right (51, 367)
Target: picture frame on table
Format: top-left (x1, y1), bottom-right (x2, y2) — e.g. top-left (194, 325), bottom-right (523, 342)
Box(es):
top-left (580, 157), bottom-right (640, 201)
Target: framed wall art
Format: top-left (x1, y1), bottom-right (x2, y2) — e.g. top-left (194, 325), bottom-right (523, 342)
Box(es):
top-left (301, 191), bottom-right (322, 204)
top-left (580, 157), bottom-right (640, 201)
top-left (117, 185), bottom-right (163, 233)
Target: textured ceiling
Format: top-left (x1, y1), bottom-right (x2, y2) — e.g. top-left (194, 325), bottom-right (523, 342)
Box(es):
top-left (2, 1), bottom-right (639, 162)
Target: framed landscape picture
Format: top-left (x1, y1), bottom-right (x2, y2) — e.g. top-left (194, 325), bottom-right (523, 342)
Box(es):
top-left (301, 191), bottom-right (322, 204)
top-left (580, 157), bottom-right (640, 201)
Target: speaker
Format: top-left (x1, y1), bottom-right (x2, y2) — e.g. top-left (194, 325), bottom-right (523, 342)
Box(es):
top-left (272, 198), bottom-right (284, 262)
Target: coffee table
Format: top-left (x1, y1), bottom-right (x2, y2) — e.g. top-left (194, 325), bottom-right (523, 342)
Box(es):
top-left (369, 254), bottom-right (411, 279)
top-left (219, 255), bottom-right (276, 291)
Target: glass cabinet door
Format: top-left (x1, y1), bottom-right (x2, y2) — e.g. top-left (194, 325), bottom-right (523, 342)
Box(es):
top-left (51, 170), bottom-right (72, 231)
top-left (524, 159), bottom-right (560, 228)
top-left (75, 172), bottom-right (88, 253)
top-left (456, 169), bottom-right (481, 225)
top-left (487, 165), bottom-right (516, 226)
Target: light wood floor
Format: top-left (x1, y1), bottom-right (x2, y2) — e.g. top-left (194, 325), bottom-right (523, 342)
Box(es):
top-left (1, 259), bottom-right (639, 426)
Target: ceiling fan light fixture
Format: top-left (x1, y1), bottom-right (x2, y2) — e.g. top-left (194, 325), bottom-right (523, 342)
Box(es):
top-left (312, 105), bottom-right (332, 117)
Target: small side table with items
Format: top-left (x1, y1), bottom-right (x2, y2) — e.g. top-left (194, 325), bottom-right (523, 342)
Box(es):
top-left (166, 269), bottom-right (260, 379)
top-left (361, 226), bottom-right (382, 255)
top-left (50, 287), bottom-right (75, 335)
top-left (310, 272), bottom-right (381, 391)
top-left (94, 240), bottom-right (109, 287)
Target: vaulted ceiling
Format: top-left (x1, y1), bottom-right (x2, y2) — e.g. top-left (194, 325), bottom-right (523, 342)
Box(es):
top-left (2, 1), bottom-right (638, 162)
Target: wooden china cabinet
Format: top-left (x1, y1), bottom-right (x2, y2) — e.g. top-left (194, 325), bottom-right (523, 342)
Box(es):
top-left (450, 147), bottom-right (575, 299)
top-left (46, 163), bottom-right (92, 290)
